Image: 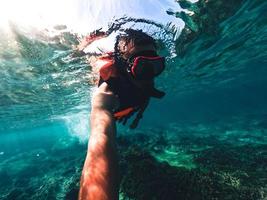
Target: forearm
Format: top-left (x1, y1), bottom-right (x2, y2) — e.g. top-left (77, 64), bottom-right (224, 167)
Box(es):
top-left (79, 108), bottom-right (118, 200)
top-left (90, 108), bottom-right (116, 140)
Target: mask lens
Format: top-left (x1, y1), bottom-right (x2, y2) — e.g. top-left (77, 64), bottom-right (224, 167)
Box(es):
top-left (131, 56), bottom-right (165, 80)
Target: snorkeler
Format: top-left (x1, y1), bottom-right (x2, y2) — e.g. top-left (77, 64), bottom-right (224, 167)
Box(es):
top-left (76, 29), bottom-right (166, 128)
top-left (77, 29), bottom-right (166, 199)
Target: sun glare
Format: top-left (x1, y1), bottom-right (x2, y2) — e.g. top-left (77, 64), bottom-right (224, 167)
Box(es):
top-left (0, 0), bottom-right (184, 36)
top-left (0, 0), bottom-right (76, 30)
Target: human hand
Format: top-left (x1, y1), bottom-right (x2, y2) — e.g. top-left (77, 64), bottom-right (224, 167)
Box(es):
top-left (92, 83), bottom-right (119, 112)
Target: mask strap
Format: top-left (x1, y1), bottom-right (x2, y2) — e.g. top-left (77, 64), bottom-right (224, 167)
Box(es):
top-left (127, 50), bottom-right (158, 62)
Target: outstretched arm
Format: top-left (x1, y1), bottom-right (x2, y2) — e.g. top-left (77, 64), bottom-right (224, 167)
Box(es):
top-left (77, 31), bottom-right (107, 52)
top-left (79, 83), bottom-right (119, 200)
top-left (71, 30), bottom-right (107, 57)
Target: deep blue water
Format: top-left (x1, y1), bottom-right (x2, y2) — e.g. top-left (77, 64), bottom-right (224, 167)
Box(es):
top-left (0, 0), bottom-right (267, 199)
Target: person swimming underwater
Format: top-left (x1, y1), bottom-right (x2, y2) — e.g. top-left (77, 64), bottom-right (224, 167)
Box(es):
top-left (77, 29), bottom-right (166, 200)
top-left (76, 28), bottom-right (166, 129)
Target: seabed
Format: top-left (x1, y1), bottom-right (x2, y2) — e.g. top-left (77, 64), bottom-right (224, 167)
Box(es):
top-left (0, 120), bottom-right (266, 200)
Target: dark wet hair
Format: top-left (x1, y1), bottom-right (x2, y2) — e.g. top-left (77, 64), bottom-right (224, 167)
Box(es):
top-left (113, 29), bottom-right (156, 73)
top-left (114, 29), bottom-right (156, 54)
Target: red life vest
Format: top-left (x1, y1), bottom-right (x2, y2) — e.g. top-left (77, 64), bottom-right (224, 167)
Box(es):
top-left (96, 56), bottom-right (136, 119)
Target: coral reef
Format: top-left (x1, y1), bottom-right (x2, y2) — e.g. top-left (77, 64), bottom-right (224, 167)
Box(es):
top-left (0, 138), bottom-right (85, 200)
top-left (117, 128), bottom-right (266, 200)
top-left (0, 123), bottom-right (266, 200)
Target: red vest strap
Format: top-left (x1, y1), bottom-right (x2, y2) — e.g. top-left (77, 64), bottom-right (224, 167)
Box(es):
top-left (114, 107), bottom-right (135, 119)
top-left (96, 57), bottom-right (117, 81)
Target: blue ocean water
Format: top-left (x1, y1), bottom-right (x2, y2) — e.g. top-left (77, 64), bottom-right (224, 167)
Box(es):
top-left (0, 0), bottom-right (267, 199)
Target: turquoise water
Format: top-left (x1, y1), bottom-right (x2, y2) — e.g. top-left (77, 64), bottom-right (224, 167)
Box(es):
top-left (0, 0), bottom-right (267, 199)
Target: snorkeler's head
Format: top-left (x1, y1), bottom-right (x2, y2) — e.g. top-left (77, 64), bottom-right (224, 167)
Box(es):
top-left (114, 29), bottom-right (157, 59)
top-left (112, 29), bottom-right (165, 99)
top-left (113, 29), bottom-right (165, 87)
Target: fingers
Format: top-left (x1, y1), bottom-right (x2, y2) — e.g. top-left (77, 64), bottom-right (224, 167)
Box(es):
top-left (92, 83), bottom-right (120, 112)
top-left (98, 82), bottom-right (113, 94)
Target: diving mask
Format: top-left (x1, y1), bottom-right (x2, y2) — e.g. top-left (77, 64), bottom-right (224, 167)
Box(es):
top-left (126, 51), bottom-right (165, 80)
